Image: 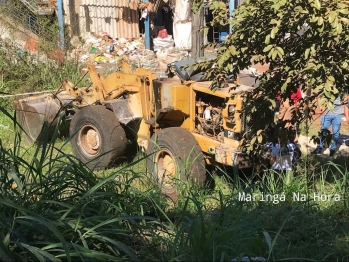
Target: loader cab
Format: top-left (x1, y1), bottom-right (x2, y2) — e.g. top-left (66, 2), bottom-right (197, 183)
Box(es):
top-left (166, 57), bottom-right (215, 82)
top-left (166, 57), bottom-right (239, 84)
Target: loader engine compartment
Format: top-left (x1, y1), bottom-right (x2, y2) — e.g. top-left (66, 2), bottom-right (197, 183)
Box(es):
top-left (195, 93), bottom-right (223, 137)
top-left (194, 92), bottom-right (241, 142)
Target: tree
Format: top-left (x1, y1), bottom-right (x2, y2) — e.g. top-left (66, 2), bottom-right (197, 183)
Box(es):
top-left (191, 5), bottom-right (205, 59)
top-left (191, 0), bottom-right (349, 155)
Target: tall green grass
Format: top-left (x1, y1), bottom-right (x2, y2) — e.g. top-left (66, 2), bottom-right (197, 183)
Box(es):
top-left (0, 113), bottom-right (157, 261)
top-left (0, 37), bottom-right (89, 112)
top-left (0, 107), bottom-right (348, 261)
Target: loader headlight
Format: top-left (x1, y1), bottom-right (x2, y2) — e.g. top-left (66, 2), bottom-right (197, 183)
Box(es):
top-left (228, 105), bottom-right (235, 123)
top-left (228, 105), bottom-right (235, 114)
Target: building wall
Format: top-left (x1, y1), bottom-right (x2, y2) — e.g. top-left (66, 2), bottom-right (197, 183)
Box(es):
top-left (63, 0), bottom-right (140, 40)
top-left (0, 15), bottom-right (37, 50)
top-left (0, 15), bottom-right (65, 64)
top-left (62, 0), bottom-right (82, 36)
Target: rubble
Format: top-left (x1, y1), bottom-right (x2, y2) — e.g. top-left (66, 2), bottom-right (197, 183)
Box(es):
top-left (68, 31), bottom-right (191, 74)
top-left (156, 48), bottom-right (190, 71)
top-left (240, 66), bottom-right (263, 77)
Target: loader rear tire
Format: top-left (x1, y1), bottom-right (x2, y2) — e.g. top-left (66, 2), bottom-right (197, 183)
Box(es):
top-left (70, 105), bottom-right (127, 170)
top-left (146, 127), bottom-right (206, 200)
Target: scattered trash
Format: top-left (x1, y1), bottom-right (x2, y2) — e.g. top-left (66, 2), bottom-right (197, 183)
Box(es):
top-left (140, 9), bottom-right (148, 20)
top-left (153, 35), bottom-right (175, 50)
top-left (80, 54), bottom-right (90, 62)
top-left (88, 47), bottom-right (97, 53)
top-left (139, 2), bottom-right (154, 12)
top-left (67, 31), bottom-right (191, 74)
top-left (241, 66), bottom-right (262, 77)
top-left (119, 38), bottom-right (127, 44)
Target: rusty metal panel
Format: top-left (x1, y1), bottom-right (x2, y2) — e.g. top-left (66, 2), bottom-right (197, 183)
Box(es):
top-left (160, 83), bottom-right (190, 115)
top-left (79, 0), bottom-right (139, 39)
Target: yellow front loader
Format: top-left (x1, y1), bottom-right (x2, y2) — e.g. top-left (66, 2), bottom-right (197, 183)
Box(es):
top-left (13, 59), bottom-right (256, 198)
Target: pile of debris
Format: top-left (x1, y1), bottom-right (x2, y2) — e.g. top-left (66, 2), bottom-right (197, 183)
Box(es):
top-left (68, 32), bottom-right (190, 73)
top-left (69, 33), bottom-right (157, 70)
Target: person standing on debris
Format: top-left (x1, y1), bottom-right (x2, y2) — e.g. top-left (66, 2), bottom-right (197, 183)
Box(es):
top-left (312, 95), bottom-right (348, 157)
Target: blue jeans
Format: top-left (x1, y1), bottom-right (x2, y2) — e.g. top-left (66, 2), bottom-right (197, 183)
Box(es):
top-left (317, 114), bottom-right (342, 151)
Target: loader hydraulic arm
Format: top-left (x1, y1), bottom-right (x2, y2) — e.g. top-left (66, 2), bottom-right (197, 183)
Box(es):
top-left (62, 63), bottom-right (147, 107)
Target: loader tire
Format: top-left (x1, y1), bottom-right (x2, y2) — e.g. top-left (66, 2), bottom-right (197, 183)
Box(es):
top-left (146, 127), bottom-right (206, 200)
top-left (70, 105), bottom-right (127, 170)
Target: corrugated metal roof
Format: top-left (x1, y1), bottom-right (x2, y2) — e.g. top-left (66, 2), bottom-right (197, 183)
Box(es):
top-left (79, 0), bottom-right (139, 39)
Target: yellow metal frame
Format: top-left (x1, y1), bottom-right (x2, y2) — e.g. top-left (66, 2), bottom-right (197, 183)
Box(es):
top-left (61, 63), bottom-right (251, 167)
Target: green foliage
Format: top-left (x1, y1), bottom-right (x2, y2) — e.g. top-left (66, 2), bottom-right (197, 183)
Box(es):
top-left (0, 38), bottom-right (86, 110)
top-left (0, 0), bottom-right (78, 110)
top-left (193, 0), bottom-right (349, 154)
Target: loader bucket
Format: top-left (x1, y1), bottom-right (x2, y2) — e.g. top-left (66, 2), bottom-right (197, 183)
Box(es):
top-left (13, 94), bottom-right (65, 145)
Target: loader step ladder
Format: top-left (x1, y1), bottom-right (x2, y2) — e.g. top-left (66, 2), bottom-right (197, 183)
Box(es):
top-left (145, 107), bottom-right (174, 127)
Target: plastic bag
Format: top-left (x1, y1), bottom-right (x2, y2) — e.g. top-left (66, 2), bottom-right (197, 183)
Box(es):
top-left (157, 29), bottom-right (168, 38)
top-left (153, 35), bottom-right (175, 49)
top-left (173, 22), bottom-right (191, 50)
